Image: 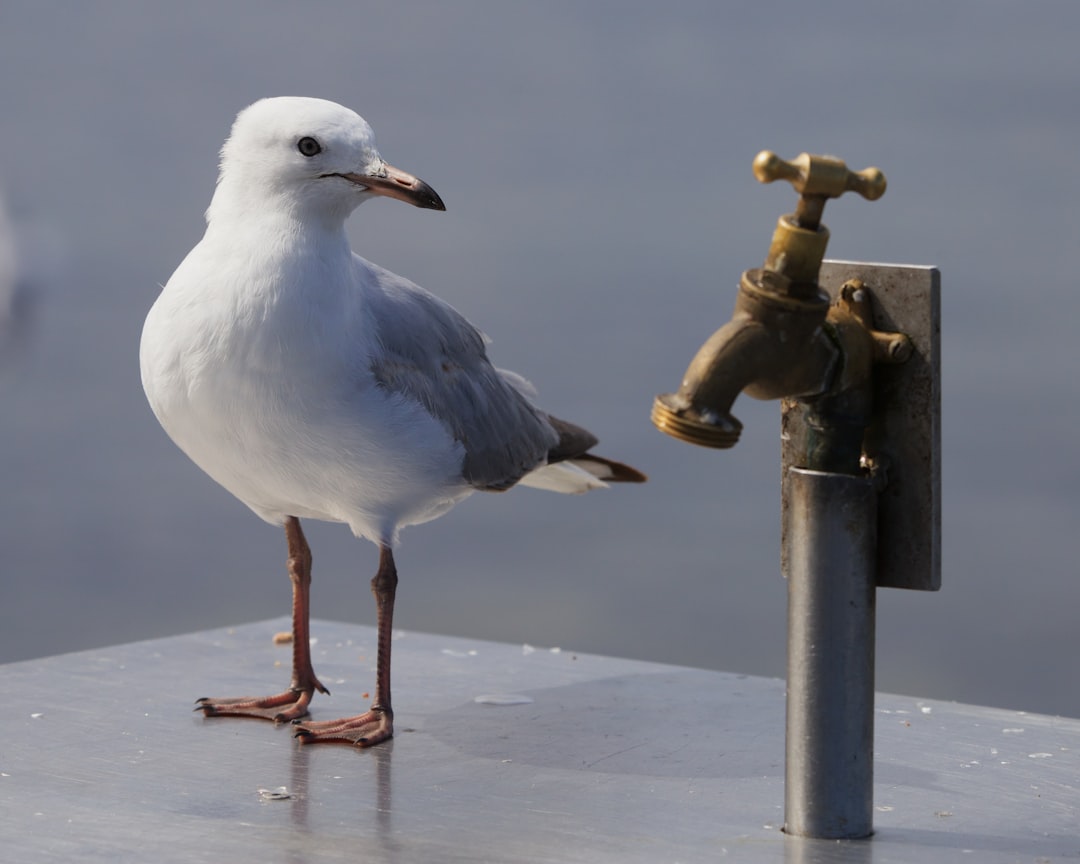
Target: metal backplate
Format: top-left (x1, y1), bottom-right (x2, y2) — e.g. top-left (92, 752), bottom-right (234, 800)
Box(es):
top-left (781, 260), bottom-right (941, 591)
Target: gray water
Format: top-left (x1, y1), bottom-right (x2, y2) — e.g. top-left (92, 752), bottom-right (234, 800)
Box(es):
top-left (2, 1), bottom-right (1078, 719)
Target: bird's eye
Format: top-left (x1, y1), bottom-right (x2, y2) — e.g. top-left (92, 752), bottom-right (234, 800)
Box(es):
top-left (297, 137), bottom-right (322, 157)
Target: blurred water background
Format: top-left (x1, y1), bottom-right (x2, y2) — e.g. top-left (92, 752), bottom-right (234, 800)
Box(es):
top-left (2, 1), bottom-right (1078, 718)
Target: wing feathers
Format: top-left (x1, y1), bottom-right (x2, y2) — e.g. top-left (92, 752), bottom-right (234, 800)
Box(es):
top-left (361, 257), bottom-right (645, 494)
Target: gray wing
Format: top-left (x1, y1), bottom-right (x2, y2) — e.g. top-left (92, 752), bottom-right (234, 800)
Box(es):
top-left (362, 259), bottom-right (559, 490)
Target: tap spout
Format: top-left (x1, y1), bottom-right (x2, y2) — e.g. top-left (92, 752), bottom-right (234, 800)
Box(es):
top-left (652, 269), bottom-right (838, 449)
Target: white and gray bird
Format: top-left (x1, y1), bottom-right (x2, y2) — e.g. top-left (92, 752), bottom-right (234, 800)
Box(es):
top-left (140, 96), bottom-right (645, 747)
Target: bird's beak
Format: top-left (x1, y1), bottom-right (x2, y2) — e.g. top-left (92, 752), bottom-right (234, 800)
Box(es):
top-left (340, 163), bottom-right (446, 211)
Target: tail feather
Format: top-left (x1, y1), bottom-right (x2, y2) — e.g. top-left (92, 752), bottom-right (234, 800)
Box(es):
top-left (516, 461), bottom-right (609, 494)
top-left (502, 410), bottom-right (646, 494)
top-left (542, 414), bottom-right (646, 484)
top-left (569, 453), bottom-right (647, 484)
top-left (516, 452), bottom-right (647, 495)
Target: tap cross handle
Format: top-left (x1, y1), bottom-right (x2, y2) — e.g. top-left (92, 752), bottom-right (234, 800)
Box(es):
top-left (753, 151), bottom-right (886, 202)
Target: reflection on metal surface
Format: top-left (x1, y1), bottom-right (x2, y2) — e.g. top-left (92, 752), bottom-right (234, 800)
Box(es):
top-left (473, 693), bottom-right (534, 706)
top-left (4, 620), bottom-right (1078, 862)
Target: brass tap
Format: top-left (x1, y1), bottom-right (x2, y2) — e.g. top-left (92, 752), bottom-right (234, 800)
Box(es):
top-left (652, 151), bottom-right (904, 455)
top-left (753, 151), bottom-right (885, 286)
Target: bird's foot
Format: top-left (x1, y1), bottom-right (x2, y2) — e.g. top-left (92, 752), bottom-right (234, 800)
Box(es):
top-left (292, 706), bottom-right (393, 747)
top-left (197, 680), bottom-right (328, 724)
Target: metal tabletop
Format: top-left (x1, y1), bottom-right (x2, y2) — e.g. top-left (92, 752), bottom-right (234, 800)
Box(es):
top-left (2, 619), bottom-right (1077, 862)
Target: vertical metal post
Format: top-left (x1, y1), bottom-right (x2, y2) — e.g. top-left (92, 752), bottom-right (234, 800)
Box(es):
top-left (784, 466), bottom-right (877, 839)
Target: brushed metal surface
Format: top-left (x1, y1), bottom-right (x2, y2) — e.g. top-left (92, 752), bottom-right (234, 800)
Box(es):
top-left (2, 619), bottom-right (1076, 862)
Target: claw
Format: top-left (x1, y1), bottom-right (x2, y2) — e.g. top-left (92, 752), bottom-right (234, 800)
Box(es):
top-left (292, 708), bottom-right (393, 747)
top-left (196, 687), bottom-right (316, 723)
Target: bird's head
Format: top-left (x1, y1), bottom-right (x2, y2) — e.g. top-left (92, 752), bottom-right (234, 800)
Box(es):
top-left (209, 96), bottom-right (445, 225)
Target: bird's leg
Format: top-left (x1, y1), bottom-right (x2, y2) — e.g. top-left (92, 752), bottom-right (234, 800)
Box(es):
top-left (197, 516), bottom-right (329, 723)
top-left (293, 544), bottom-right (397, 747)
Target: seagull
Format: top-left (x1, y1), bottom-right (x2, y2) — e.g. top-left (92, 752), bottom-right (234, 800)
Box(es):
top-left (140, 97), bottom-right (645, 747)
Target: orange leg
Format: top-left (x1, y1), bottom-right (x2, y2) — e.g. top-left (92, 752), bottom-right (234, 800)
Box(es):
top-left (197, 517), bottom-right (329, 723)
top-left (293, 544), bottom-right (397, 747)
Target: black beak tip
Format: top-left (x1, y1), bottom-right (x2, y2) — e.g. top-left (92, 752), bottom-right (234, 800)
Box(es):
top-left (422, 186), bottom-right (447, 212)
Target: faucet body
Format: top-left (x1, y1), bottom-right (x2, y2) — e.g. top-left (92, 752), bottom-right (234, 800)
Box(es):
top-left (651, 152), bottom-right (931, 841)
top-left (652, 152), bottom-right (904, 465)
top-left (652, 266), bottom-right (839, 450)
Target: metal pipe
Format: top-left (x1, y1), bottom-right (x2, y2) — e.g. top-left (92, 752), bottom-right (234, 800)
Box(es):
top-left (784, 467), bottom-right (877, 839)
